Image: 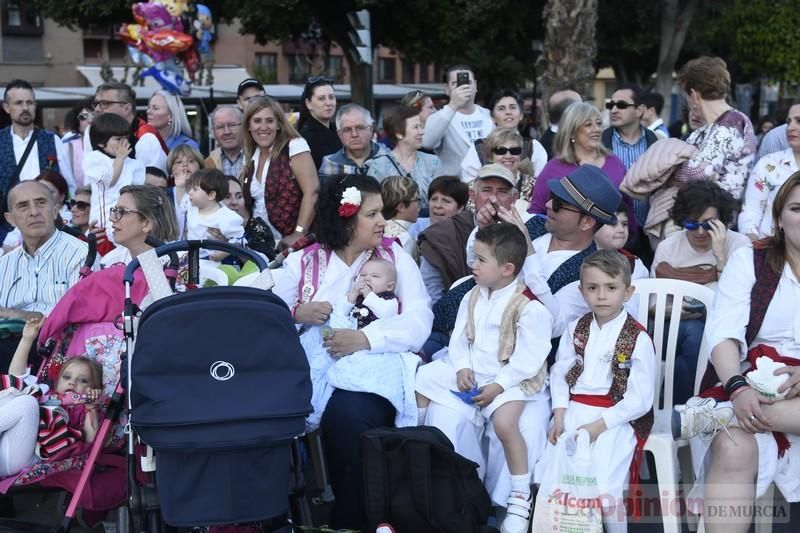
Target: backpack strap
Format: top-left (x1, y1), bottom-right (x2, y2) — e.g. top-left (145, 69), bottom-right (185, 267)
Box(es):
top-left (405, 440), bottom-right (437, 529)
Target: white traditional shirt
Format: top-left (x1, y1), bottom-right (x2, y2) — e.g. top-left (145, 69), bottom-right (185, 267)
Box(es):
top-left (550, 310), bottom-right (655, 430)
top-left (448, 281), bottom-right (553, 393)
top-left (705, 246), bottom-right (800, 363)
top-left (738, 148), bottom-right (799, 238)
top-left (272, 241), bottom-right (432, 354)
top-left (12, 128), bottom-right (76, 194)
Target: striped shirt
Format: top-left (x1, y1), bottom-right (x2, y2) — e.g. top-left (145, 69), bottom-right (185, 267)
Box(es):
top-left (610, 127), bottom-right (650, 170)
top-left (0, 230), bottom-right (87, 314)
top-left (611, 127), bottom-right (650, 225)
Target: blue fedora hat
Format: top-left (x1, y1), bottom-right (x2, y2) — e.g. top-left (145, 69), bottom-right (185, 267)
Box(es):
top-left (548, 166), bottom-right (622, 225)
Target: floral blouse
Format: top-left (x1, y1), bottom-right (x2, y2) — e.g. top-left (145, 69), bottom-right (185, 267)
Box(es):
top-left (738, 148), bottom-right (798, 238)
top-left (675, 109), bottom-right (757, 201)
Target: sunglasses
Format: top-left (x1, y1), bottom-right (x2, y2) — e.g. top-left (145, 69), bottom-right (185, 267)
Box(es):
top-left (605, 100), bottom-right (639, 111)
top-left (492, 146), bottom-right (523, 156)
top-left (682, 219), bottom-right (713, 231)
top-left (549, 193), bottom-right (583, 214)
top-left (68, 199), bottom-right (90, 210)
top-left (78, 112), bottom-right (91, 121)
top-left (308, 75), bottom-right (334, 85)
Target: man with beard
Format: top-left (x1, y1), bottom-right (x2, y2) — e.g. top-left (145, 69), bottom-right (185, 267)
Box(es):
top-left (0, 79), bottom-right (75, 242)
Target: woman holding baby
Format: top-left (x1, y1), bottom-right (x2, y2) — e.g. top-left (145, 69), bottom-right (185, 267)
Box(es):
top-left (675, 172), bottom-right (800, 532)
top-left (273, 174), bottom-right (432, 530)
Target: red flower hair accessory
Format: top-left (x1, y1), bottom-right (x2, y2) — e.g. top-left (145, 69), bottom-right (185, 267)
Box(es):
top-left (338, 186), bottom-right (362, 218)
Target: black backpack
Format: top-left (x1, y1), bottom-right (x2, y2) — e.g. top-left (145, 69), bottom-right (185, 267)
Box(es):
top-left (361, 426), bottom-right (492, 533)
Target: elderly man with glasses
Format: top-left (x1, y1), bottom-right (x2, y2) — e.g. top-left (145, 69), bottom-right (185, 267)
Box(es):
top-left (205, 105), bottom-right (245, 179)
top-left (84, 82), bottom-right (168, 175)
top-left (317, 103), bottom-right (390, 185)
top-left (0, 180), bottom-right (87, 368)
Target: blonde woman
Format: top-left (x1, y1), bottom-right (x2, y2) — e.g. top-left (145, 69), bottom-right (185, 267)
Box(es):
top-left (380, 175), bottom-right (420, 256)
top-left (241, 96), bottom-right (319, 248)
top-left (484, 128), bottom-right (535, 206)
top-left (146, 89), bottom-right (198, 151)
top-left (528, 102), bottom-right (626, 214)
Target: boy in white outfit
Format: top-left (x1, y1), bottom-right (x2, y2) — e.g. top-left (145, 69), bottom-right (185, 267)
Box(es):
top-left (83, 112), bottom-right (145, 242)
top-left (416, 222), bottom-right (552, 533)
top-left (184, 168), bottom-right (244, 246)
top-left (540, 249), bottom-right (655, 533)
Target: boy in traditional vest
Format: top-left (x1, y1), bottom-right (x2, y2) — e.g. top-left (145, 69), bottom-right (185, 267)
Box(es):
top-left (539, 249), bottom-right (655, 532)
top-left (415, 222), bottom-right (553, 533)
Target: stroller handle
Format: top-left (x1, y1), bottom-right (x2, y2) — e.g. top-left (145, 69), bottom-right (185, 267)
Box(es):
top-left (123, 239), bottom-right (268, 285)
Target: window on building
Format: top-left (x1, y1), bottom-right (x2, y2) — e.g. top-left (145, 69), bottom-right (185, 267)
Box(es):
top-left (2, 0), bottom-right (43, 35)
top-left (377, 57), bottom-right (396, 83)
top-left (289, 55), bottom-right (309, 84)
top-left (420, 63), bottom-right (432, 83)
top-left (254, 53), bottom-right (278, 83)
top-left (401, 60), bottom-right (416, 84)
top-left (325, 56), bottom-right (343, 82)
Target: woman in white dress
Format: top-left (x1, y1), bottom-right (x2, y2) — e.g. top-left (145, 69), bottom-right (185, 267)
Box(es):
top-left (678, 171), bottom-right (800, 532)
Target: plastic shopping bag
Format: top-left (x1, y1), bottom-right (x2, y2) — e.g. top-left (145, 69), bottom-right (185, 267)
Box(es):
top-left (531, 430), bottom-right (604, 533)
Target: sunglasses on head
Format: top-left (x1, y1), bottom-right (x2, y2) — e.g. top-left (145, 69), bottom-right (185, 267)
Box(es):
top-left (68, 199), bottom-right (90, 210)
top-left (307, 75), bottom-right (334, 85)
top-left (492, 146), bottom-right (523, 156)
top-left (549, 192), bottom-right (583, 214)
top-left (682, 219), bottom-right (713, 231)
top-left (78, 112), bottom-right (91, 121)
top-left (605, 100), bottom-right (639, 111)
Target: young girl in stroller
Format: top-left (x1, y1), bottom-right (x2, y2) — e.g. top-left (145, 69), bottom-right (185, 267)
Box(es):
top-left (0, 317), bottom-right (103, 477)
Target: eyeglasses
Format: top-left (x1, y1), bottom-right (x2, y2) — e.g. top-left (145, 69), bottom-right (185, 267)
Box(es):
top-left (549, 193), bottom-right (583, 215)
top-left (68, 199), bottom-right (90, 210)
top-left (78, 112), bottom-right (91, 121)
top-left (308, 75), bottom-right (334, 85)
top-left (339, 124), bottom-right (370, 136)
top-left (214, 122), bottom-right (242, 132)
top-left (682, 219), bottom-right (713, 231)
top-left (605, 100), bottom-right (639, 111)
top-left (109, 206), bottom-right (142, 220)
top-left (92, 100), bottom-right (127, 111)
top-left (492, 146), bottom-right (523, 156)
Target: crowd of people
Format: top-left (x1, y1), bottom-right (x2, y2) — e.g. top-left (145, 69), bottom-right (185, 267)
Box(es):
top-left (0, 54), bottom-right (799, 533)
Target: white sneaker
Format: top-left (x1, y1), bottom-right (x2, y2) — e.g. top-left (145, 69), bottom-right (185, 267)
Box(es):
top-left (500, 491), bottom-right (532, 533)
top-left (672, 397), bottom-right (737, 440)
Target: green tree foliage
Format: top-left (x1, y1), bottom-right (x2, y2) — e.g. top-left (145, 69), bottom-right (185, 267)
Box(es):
top-left (725, 0), bottom-right (800, 82)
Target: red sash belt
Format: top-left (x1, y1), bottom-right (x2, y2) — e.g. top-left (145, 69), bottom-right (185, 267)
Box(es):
top-left (700, 344), bottom-right (797, 457)
top-left (570, 393), bottom-right (647, 517)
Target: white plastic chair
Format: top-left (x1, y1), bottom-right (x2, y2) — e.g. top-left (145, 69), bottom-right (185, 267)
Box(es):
top-left (631, 278), bottom-right (715, 533)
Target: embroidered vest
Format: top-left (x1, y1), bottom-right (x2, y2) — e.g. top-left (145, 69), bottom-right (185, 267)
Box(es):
top-left (243, 146), bottom-right (301, 237)
top-left (294, 238), bottom-right (397, 311)
top-left (352, 290), bottom-right (398, 329)
top-left (698, 245), bottom-right (781, 392)
top-left (566, 312), bottom-right (654, 442)
top-left (464, 282), bottom-right (547, 395)
top-left (0, 126), bottom-right (59, 193)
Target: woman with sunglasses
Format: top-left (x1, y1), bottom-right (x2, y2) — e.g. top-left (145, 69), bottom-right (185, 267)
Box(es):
top-left (68, 186), bottom-right (92, 235)
top-left (484, 127), bottom-right (536, 211)
top-left (367, 104), bottom-right (441, 214)
top-left (527, 102), bottom-right (634, 232)
top-left (460, 89), bottom-right (547, 185)
top-left (651, 181), bottom-right (749, 404)
top-left (297, 76), bottom-right (342, 169)
top-left (674, 57), bottom-right (757, 201)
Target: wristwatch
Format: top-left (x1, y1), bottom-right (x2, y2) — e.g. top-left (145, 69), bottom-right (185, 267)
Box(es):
top-left (295, 225), bottom-right (306, 234)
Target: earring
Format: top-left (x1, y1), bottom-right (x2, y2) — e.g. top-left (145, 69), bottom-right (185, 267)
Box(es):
top-left (570, 138), bottom-right (575, 143)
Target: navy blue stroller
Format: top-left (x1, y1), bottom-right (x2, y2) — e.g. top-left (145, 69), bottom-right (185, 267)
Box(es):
top-left (122, 240), bottom-right (312, 529)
